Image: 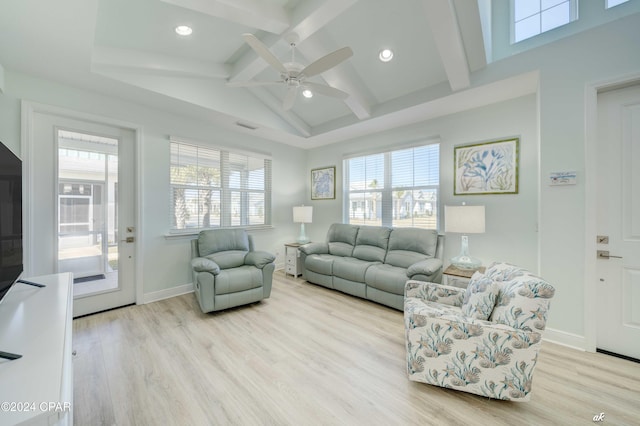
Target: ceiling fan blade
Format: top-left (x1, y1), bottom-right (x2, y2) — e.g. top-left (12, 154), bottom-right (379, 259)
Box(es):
top-left (283, 87), bottom-right (298, 111)
top-left (226, 80), bottom-right (282, 88)
top-left (300, 47), bottom-right (353, 78)
top-left (304, 82), bottom-right (350, 100)
top-left (242, 33), bottom-right (287, 74)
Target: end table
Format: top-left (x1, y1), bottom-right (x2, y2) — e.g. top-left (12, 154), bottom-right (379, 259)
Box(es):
top-left (443, 265), bottom-right (485, 288)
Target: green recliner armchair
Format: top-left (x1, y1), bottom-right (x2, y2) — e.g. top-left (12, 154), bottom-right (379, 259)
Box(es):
top-left (190, 229), bottom-right (275, 313)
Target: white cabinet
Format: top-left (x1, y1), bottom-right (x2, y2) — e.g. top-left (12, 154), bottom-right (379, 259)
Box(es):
top-left (284, 243), bottom-right (303, 277)
top-left (0, 273), bottom-right (74, 426)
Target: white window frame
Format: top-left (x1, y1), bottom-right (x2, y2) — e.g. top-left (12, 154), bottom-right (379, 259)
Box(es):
top-left (511, 0), bottom-right (579, 43)
top-left (169, 138), bottom-right (272, 232)
top-left (342, 141), bottom-right (440, 230)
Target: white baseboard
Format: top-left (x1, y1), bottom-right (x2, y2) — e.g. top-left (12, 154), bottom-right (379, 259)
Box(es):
top-left (543, 327), bottom-right (587, 351)
top-left (143, 282), bottom-right (194, 304)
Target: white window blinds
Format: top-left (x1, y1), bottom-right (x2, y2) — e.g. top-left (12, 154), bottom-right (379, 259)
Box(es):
top-left (344, 142), bottom-right (439, 229)
top-left (170, 141), bottom-right (271, 231)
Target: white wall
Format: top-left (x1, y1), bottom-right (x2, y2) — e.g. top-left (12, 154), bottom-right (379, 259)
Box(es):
top-left (0, 72), bottom-right (307, 300)
top-left (305, 94), bottom-right (539, 273)
top-left (307, 13), bottom-right (640, 346)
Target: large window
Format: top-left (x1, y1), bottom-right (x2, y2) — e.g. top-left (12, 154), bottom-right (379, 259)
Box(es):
top-left (512, 0), bottom-right (578, 43)
top-left (170, 140), bottom-right (271, 231)
top-left (343, 142), bottom-right (439, 230)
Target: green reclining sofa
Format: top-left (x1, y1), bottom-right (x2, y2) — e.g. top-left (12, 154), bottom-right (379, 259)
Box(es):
top-left (299, 223), bottom-right (443, 310)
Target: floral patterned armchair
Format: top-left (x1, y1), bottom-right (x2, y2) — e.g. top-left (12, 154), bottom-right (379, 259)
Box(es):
top-left (404, 262), bottom-right (555, 401)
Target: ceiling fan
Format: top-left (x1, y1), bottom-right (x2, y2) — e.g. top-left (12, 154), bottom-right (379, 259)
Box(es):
top-left (227, 33), bottom-right (353, 111)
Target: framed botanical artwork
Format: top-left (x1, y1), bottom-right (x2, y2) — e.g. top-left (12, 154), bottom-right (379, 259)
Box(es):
top-left (311, 166), bottom-right (336, 200)
top-left (454, 138), bottom-right (519, 195)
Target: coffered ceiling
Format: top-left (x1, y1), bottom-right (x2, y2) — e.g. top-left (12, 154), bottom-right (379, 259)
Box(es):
top-left (0, 0), bottom-right (507, 147)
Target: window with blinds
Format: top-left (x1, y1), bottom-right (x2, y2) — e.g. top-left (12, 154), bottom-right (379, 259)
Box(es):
top-left (343, 142), bottom-right (439, 230)
top-left (170, 141), bottom-right (271, 231)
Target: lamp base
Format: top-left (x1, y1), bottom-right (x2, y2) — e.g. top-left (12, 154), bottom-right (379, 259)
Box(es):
top-left (450, 235), bottom-right (481, 270)
top-left (450, 255), bottom-right (482, 270)
top-left (297, 223), bottom-right (309, 244)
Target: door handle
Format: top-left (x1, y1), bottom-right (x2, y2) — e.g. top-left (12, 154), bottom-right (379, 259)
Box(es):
top-left (597, 250), bottom-right (622, 259)
top-left (121, 237), bottom-right (135, 243)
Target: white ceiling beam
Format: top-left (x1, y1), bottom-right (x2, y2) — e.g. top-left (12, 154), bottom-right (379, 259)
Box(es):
top-left (92, 46), bottom-right (230, 79)
top-left (453, 0), bottom-right (487, 72)
top-left (228, 0), bottom-right (358, 83)
top-left (422, 0), bottom-right (470, 91)
top-left (249, 87), bottom-right (312, 137)
top-left (160, 0), bottom-right (290, 34)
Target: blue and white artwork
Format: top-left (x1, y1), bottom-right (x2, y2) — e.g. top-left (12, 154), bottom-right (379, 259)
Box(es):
top-left (311, 166), bottom-right (335, 199)
top-left (454, 138), bottom-right (519, 195)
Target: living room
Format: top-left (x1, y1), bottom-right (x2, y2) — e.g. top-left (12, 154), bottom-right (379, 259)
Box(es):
top-left (1, 0), bottom-right (639, 424)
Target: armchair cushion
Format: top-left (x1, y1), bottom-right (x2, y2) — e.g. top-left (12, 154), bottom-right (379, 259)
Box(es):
top-left (191, 257), bottom-right (221, 274)
top-left (245, 251), bottom-right (276, 269)
top-left (490, 276), bottom-right (555, 332)
top-left (207, 251), bottom-right (248, 269)
top-left (461, 272), bottom-right (500, 320)
top-left (405, 280), bottom-right (465, 307)
top-left (198, 229), bottom-right (250, 257)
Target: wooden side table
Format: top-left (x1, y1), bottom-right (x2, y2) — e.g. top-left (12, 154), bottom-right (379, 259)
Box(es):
top-left (284, 243), bottom-right (304, 277)
top-left (443, 265), bottom-right (486, 288)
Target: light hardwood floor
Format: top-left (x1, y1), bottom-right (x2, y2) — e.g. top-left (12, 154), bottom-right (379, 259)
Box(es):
top-left (73, 271), bottom-right (640, 425)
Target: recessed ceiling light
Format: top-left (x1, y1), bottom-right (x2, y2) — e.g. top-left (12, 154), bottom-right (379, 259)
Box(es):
top-left (175, 25), bottom-right (193, 36)
top-left (302, 89), bottom-right (313, 98)
top-left (379, 48), bottom-right (394, 62)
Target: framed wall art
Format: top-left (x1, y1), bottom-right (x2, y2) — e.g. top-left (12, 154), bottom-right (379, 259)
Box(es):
top-left (311, 166), bottom-right (335, 200)
top-left (454, 138), bottom-right (519, 195)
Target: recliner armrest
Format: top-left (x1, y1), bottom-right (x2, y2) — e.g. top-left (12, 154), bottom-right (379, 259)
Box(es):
top-left (298, 242), bottom-right (328, 255)
top-left (191, 257), bottom-right (221, 274)
top-left (407, 258), bottom-right (443, 277)
top-left (405, 280), bottom-right (465, 307)
top-left (244, 251), bottom-right (276, 269)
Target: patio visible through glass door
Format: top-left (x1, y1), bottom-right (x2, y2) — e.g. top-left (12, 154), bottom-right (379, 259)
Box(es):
top-left (57, 130), bottom-right (119, 297)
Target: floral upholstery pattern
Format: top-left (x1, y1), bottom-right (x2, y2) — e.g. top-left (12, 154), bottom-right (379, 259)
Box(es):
top-left (461, 272), bottom-right (499, 320)
top-left (404, 262), bottom-right (555, 401)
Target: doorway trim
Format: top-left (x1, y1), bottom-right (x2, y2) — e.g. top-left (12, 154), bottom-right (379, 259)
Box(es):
top-left (584, 72), bottom-right (640, 353)
top-left (21, 101), bottom-right (144, 306)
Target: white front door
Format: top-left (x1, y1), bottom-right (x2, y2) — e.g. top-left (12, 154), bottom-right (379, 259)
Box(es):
top-left (595, 84), bottom-right (640, 360)
top-left (27, 110), bottom-right (137, 317)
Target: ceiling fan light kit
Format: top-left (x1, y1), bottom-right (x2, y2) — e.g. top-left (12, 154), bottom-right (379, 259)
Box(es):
top-left (227, 33), bottom-right (353, 111)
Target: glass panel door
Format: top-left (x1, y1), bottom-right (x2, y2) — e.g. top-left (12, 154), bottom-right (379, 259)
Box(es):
top-left (57, 130), bottom-right (119, 297)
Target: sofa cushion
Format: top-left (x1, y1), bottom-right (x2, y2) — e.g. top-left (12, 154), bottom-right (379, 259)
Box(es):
top-left (305, 254), bottom-right (342, 275)
top-left (490, 275), bottom-right (555, 332)
top-left (365, 263), bottom-right (409, 295)
top-left (333, 257), bottom-right (380, 283)
top-left (461, 272), bottom-right (499, 320)
top-left (352, 226), bottom-right (391, 262)
top-left (385, 228), bottom-right (438, 268)
top-left (326, 223), bottom-right (359, 257)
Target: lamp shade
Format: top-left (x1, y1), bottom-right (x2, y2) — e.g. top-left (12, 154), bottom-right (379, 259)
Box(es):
top-left (293, 206), bottom-right (313, 223)
top-left (444, 205), bottom-right (485, 234)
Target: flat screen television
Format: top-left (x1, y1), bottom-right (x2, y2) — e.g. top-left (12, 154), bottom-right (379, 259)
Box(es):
top-left (0, 140), bottom-right (23, 305)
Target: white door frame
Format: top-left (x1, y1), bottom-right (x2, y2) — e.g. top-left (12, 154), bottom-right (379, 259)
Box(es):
top-left (584, 72), bottom-right (640, 353)
top-left (21, 101), bottom-right (144, 307)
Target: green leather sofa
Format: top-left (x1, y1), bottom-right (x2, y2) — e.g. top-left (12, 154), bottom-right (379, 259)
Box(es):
top-left (299, 224), bottom-right (443, 310)
top-left (191, 229), bottom-right (275, 313)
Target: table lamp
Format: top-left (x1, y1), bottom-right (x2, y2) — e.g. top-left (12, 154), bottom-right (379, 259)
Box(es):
top-left (445, 204), bottom-right (485, 270)
top-left (293, 205), bottom-right (313, 244)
